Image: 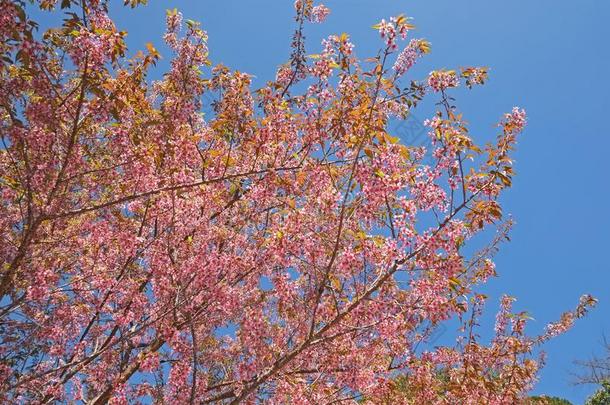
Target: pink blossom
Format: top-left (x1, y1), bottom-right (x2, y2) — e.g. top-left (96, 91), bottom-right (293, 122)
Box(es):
top-left (462, 66), bottom-right (488, 88)
top-left (0, 3), bottom-right (593, 404)
top-left (310, 4), bottom-right (330, 23)
top-left (503, 106), bottom-right (527, 133)
top-left (428, 69), bottom-right (460, 92)
top-left (393, 39), bottom-right (427, 75)
top-left (377, 15), bottom-right (413, 50)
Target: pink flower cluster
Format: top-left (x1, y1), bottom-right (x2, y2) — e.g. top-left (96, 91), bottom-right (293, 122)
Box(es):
top-left (377, 16), bottom-right (411, 50)
top-left (310, 4), bottom-right (330, 23)
top-left (164, 9), bottom-right (183, 47)
top-left (462, 66), bottom-right (488, 88)
top-left (393, 39), bottom-right (425, 76)
top-left (427, 69), bottom-right (459, 92)
top-left (166, 9), bottom-right (182, 33)
top-left (310, 34), bottom-right (353, 80)
top-left (538, 294), bottom-right (596, 343)
top-left (0, 0), bottom-right (19, 39)
top-left (275, 64), bottom-right (292, 86)
top-left (494, 295), bottom-right (515, 335)
top-left (544, 313), bottom-right (575, 339)
top-left (68, 10), bottom-right (122, 68)
top-left (503, 106), bottom-right (527, 133)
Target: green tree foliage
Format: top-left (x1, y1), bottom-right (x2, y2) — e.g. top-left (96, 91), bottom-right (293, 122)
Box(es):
top-left (585, 381), bottom-right (610, 405)
top-left (526, 395), bottom-right (573, 405)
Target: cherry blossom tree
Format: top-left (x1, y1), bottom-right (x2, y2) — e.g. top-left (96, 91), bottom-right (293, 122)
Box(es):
top-left (0, 0), bottom-right (596, 403)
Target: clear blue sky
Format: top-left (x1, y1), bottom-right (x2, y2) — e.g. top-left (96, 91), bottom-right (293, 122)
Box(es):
top-left (37, 1), bottom-right (610, 402)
